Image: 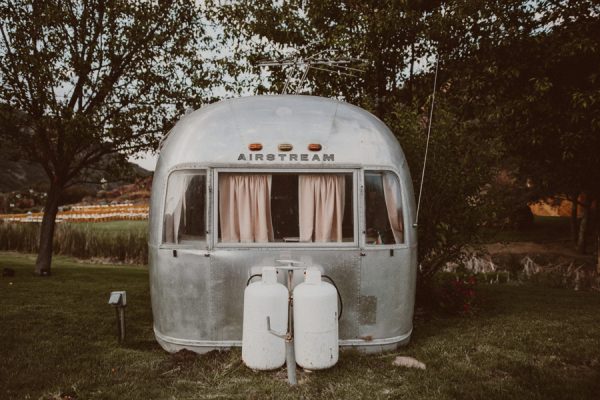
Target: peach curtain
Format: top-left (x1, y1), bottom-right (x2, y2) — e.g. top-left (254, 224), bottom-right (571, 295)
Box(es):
top-left (382, 172), bottom-right (404, 244)
top-left (299, 174), bottom-right (345, 242)
top-left (219, 174), bottom-right (274, 243)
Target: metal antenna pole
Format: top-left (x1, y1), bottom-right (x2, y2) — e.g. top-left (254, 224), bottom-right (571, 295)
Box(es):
top-left (257, 50), bottom-right (364, 95)
top-left (282, 64), bottom-right (293, 94)
top-left (297, 64), bottom-right (311, 92)
top-left (275, 259), bottom-right (304, 385)
top-left (285, 268), bottom-right (297, 385)
top-left (414, 52), bottom-right (440, 227)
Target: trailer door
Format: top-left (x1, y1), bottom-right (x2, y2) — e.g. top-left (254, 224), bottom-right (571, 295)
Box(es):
top-left (359, 170), bottom-right (408, 339)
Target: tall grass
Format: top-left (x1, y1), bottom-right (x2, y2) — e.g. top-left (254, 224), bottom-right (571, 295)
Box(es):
top-left (0, 222), bottom-right (147, 264)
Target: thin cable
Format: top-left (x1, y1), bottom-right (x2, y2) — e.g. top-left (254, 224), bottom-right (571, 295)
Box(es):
top-left (316, 62), bottom-right (365, 73)
top-left (308, 65), bottom-right (359, 77)
top-left (414, 52), bottom-right (440, 227)
top-left (321, 275), bottom-right (343, 320)
top-left (246, 274), bottom-right (262, 286)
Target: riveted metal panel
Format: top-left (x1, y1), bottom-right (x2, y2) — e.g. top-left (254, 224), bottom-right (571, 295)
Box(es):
top-left (150, 247), bottom-right (212, 341)
top-left (358, 296), bottom-right (378, 325)
top-left (205, 249), bottom-right (361, 341)
top-left (359, 247), bottom-right (415, 340)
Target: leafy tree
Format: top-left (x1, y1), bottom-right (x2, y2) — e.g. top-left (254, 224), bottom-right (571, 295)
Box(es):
top-left (0, 0), bottom-right (217, 275)
top-left (213, 0), bottom-right (600, 262)
top-left (207, 0), bottom-right (509, 276)
top-left (499, 0), bottom-right (600, 253)
top-left (442, 0), bottom-right (600, 253)
top-left (385, 97), bottom-right (504, 279)
top-left (207, 0), bottom-right (436, 115)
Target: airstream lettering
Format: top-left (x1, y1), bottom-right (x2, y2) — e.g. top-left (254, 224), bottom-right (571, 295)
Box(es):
top-left (236, 153), bottom-right (336, 162)
top-left (149, 95), bottom-right (417, 354)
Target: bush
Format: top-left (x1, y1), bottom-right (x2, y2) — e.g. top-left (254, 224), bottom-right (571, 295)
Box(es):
top-left (511, 205), bottom-right (534, 230)
top-left (433, 272), bottom-right (478, 316)
top-left (0, 222), bottom-right (148, 264)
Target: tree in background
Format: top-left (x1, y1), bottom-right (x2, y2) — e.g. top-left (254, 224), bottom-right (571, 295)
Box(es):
top-left (207, 0), bottom-right (435, 114)
top-left (208, 0), bottom-right (599, 267)
top-left (496, 0), bottom-right (600, 254)
top-left (441, 0), bottom-right (600, 253)
top-left (207, 0), bottom-right (533, 276)
top-left (0, 1), bottom-right (218, 275)
top-left (2, 0), bottom-right (596, 277)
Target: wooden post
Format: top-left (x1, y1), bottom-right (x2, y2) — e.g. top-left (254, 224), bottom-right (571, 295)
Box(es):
top-left (115, 306), bottom-right (126, 343)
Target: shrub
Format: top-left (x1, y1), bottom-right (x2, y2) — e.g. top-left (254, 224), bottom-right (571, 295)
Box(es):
top-left (434, 272), bottom-right (478, 316)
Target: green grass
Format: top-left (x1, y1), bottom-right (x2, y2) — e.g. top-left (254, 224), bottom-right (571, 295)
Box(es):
top-left (1, 252), bottom-right (599, 400)
top-left (70, 220), bottom-right (148, 233)
top-left (481, 216), bottom-right (572, 243)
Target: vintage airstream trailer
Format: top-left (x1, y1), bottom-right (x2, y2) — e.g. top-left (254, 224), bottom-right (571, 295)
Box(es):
top-left (148, 95), bottom-right (417, 354)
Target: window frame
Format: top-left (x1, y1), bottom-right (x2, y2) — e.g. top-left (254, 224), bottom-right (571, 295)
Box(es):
top-left (361, 168), bottom-right (410, 249)
top-left (213, 168), bottom-right (359, 248)
top-left (159, 168), bottom-right (210, 249)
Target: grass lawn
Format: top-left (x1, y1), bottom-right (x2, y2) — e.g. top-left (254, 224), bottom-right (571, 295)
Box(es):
top-left (1, 252), bottom-right (599, 400)
top-left (68, 220), bottom-right (148, 233)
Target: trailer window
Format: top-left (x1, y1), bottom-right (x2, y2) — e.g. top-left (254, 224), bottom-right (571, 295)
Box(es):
top-left (218, 172), bottom-right (353, 244)
top-left (163, 171), bottom-right (206, 244)
top-left (365, 171), bottom-right (404, 245)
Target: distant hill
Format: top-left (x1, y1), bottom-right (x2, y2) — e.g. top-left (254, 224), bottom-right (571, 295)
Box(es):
top-left (0, 146), bottom-right (151, 192)
top-left (0, 152), bottom-right (48, 192)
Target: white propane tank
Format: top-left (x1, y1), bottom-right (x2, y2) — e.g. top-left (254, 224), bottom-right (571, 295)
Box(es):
top-left (242, 267), bottom-right (288, 370)
top-left (293, 268), bottom-right (339, 370)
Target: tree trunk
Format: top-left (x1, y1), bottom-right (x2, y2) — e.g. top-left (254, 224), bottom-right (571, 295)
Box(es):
top-left (569, 193), bottom-right (579, 244)
top-left (34, 184), bottom-right (62, 276)
top-left (595, 200), bottom-right (599, 274)
top-left (597, 229), bottom-right (599, 275)
top-left (408, 42), bottom-right (415, 103)
top-left (375, 57), bottom-right (386, 119)
top-left (576, 199), bottom-right (589, 254)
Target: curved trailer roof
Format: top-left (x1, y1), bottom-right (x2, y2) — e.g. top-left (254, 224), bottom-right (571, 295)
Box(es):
top-left (156, 95), bottom-right (408, 170)
top-left (151, 95), bottom-right (415, 245)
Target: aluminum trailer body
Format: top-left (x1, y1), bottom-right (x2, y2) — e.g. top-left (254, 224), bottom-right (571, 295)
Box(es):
top-left (149, 95), bottom-right (417, 354)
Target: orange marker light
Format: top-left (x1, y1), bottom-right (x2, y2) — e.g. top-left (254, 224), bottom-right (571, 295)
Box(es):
top-left (308, 143), bottom-right (322, 151)
top-left (248, 143), bottom-right (263, 151)
top-left (278, 143), bottom-right (293, 151)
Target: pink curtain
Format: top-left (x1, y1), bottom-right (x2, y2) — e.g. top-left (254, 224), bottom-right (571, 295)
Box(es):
top-left (382, 172), bottom-right (404, 244)
top-left (219, 174), bottom-right (274, 243)
top-left (299, 175), bottom-right (345, 242)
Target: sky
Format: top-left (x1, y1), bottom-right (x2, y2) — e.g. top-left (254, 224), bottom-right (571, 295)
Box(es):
top-left (129, 151), bottom-right (158, 171)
